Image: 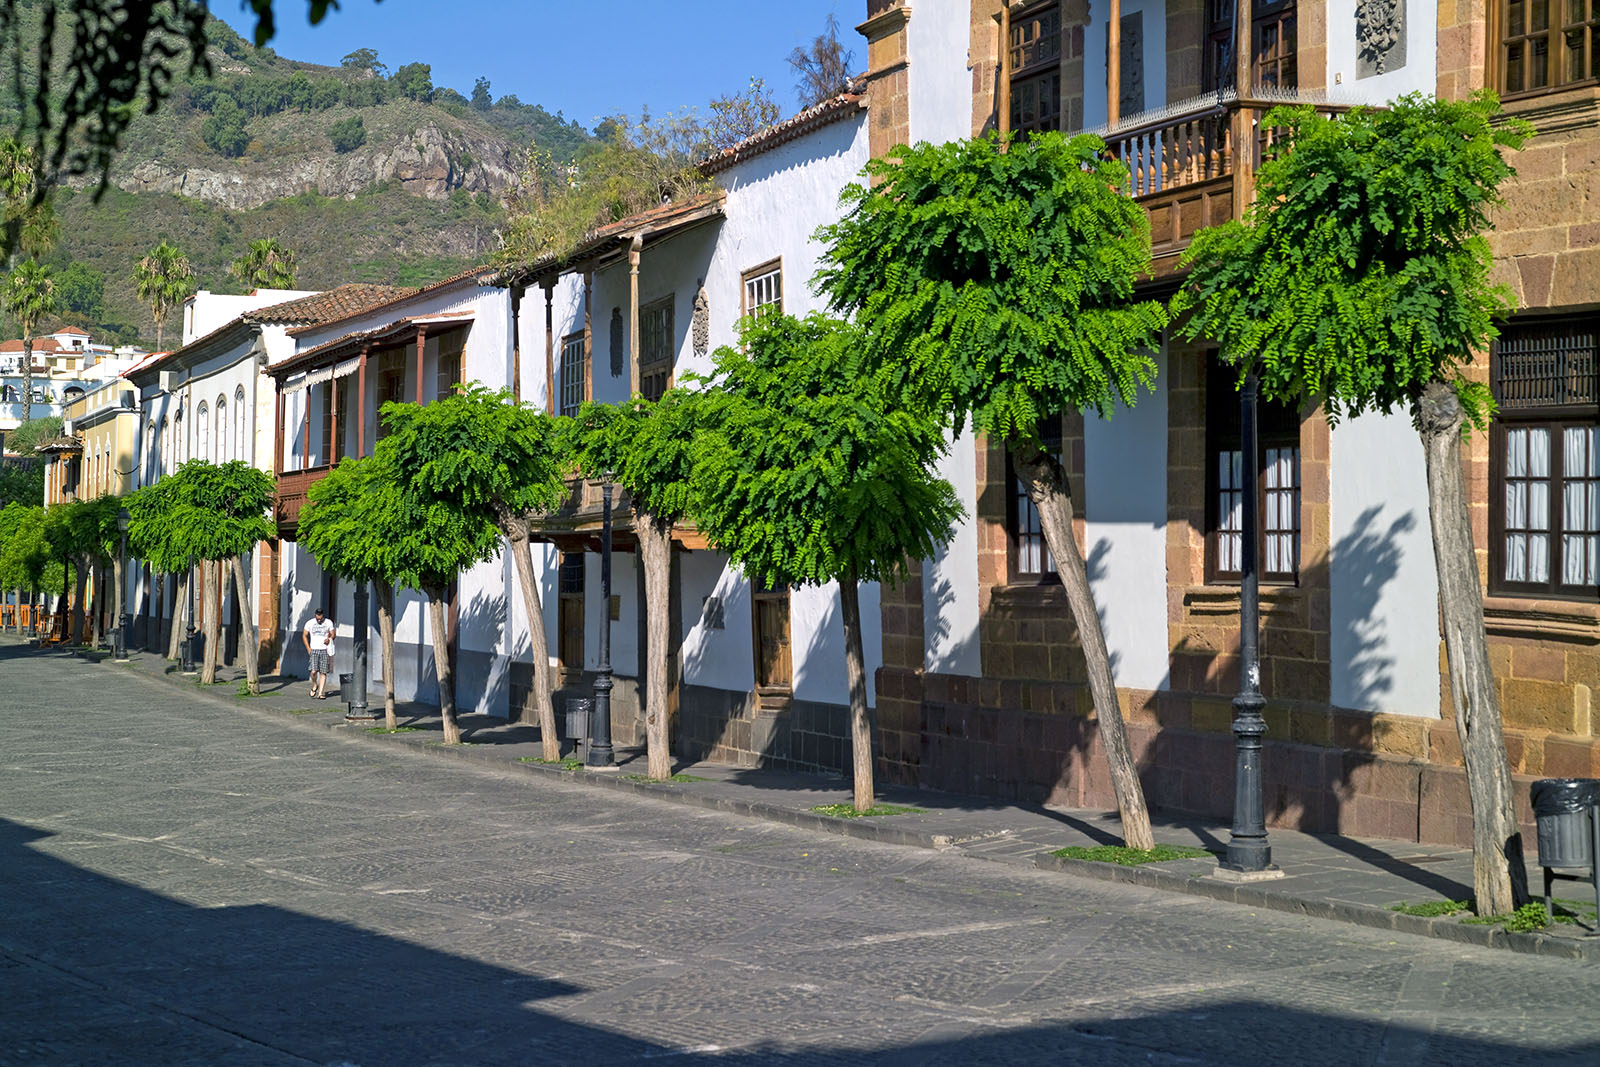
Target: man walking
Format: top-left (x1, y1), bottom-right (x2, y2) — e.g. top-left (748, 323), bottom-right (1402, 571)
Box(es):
top-left (303, 607), bottom-right (335, 699)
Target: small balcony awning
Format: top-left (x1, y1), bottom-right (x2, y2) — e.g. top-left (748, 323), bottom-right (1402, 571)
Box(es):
top-left (269, 310), bottom-right (476, 384)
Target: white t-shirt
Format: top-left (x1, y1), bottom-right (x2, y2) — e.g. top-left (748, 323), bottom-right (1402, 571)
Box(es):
top-left (304, 618), bottom-right (335, 652)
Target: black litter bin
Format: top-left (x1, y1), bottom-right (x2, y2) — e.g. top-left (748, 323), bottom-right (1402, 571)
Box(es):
top-left (1530, 778), bottom-right (1600, 930)
top-left (186, 630), bottom-right (205, 665)
top-left (338, 673), bottom-right (355, 705)
top-left (565, 697), bottom-right (592, 755)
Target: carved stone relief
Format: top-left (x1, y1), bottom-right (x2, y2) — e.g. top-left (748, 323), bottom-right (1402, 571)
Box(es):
top-left (1356, 0), bottom-right (1406, 78)
top-left (609, 307), bottom-right (624, 378)
top-left (692, 282), bottom-right (709, 360)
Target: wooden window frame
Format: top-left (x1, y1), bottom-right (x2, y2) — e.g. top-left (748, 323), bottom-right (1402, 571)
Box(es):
top-left (1204, 0), bottom-right (1299, 92)
top-left (640, 294), bottom-right (674, 402)
top-left (1489, 316), bottom-right (1600, 600)
top-left (557, 552), bottom-right (585, 673)
top-left (435, 328), bottom-right (466, 401)
top-left (375, 348), bottom-right (407, 441)
top-left (559, 330), bottom-right (587, 417)
top-left (741, 259), bottom-right (783, 320)
top-left (1494, 0), bottom-right (1600, 99)
top-left (1009, 1), bottom-right (1063, 135)
top-left (1205, 360), bottom-right (1303, 586)
top-left (1005, 416), bottom-right (1064, 586)
top-left (750, 577), bottom-right (793, 702)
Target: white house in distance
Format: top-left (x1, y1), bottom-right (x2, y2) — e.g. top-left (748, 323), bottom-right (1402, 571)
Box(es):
top-left (127, 285), bottom-right (412, 657)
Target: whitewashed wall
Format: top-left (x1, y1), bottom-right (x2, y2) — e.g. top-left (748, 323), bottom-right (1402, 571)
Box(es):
top-left (1329, 410), bottom-right (1441, 717)
top-left (1325, 0), bottom-right (1438, 104)
top-left (908, 0), bottom-right (974, 145)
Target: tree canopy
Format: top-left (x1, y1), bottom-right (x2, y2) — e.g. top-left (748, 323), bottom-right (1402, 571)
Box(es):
top-left (126, 460), bottom-right (274, 570)
top-left (132, 240), bottom-right (196, 348)
top-left (789, 13), bottom-right (855, 108)
top-left (815, 132), bottom-right (1169, 444)
top-left (1172, 92), bottom-right (1531, 427)
top-left (695, 313), bottom-right (961, 590)
top-left (231, 237), bottom-right (299, 290)
top-left (565, 390), bottom-right (701, 525)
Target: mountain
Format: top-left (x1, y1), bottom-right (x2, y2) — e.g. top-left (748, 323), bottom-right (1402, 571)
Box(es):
top-left (20, 15), bottom-right (596, 347)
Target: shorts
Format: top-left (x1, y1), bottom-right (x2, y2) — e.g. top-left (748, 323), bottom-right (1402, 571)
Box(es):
top-left (308, 650), bottom-right (331, 675)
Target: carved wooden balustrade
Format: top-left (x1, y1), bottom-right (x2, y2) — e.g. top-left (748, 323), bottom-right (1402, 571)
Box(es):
top-left (275, 465), bottom-right (331, 537)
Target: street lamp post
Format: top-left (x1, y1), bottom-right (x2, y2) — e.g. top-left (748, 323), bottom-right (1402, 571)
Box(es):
top-left (1222, 371), bottom-right (1275, 876)
top-left (587, 477), bottom-right (616, 768)
top-left (179, 554), bottom-right (197, 674)
top-left (345, 581), bottom-right (374, 721)
top-left (113, 507), bottom-right (130, 661)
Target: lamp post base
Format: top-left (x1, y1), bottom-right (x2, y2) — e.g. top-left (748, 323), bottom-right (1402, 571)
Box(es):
top-left (1212, 864), bottom-right (1286, 883)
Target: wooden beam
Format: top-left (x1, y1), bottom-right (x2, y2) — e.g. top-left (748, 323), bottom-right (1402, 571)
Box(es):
top-left (1108, 0), bottom-right (1122, 127)
top-left (510, 284), bottom-right (524, 404)
top-left (628, 234), bottom-right (643, 399)
top-left (273, 386), bottom-right (284, 475)
top-left (1233, 0), bottom-right (1256, 219)
top-left (414, 324), bottom-right (428, 405)
top-left (997, 3), bottom-right (1012, 135)
top-left (356, 342), bottom-right (370, 459)
top-left (583, 271), bottom-right (594, 406)
top-left (543, 280), bottom-right (556, 416)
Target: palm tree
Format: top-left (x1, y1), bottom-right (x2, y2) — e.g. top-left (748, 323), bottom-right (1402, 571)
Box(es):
top-left (5, 260), bottom-right (56, 422)
top-left (132, 240), bottom-right (196, 349)
top-left (230, 237), bottom-right (298, 290)
top-left (0, 137), bottom-right (57, 266)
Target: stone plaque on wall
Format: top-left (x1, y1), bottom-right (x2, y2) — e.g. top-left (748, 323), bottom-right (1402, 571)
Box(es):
top-left (609, 307), bottom-right (624, 378)
top-left (1357, 0), bottom-right (1406, 78)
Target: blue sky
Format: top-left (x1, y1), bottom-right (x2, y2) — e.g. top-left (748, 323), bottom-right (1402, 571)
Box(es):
top-left (218, 0), bottom-right (859, 132)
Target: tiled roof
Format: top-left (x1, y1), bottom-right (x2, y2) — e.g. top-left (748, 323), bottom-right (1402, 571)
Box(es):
top-left (698, 89), bottom-right (866, 176)
top-left (273, 310), bottom-right (475, 378)
top-left (55, 325), bottom-right (90, 336)
top-left (286, 266), bottom-right (498, 337)
top-left (244, 284), bottom-right (417, 327)
top-left (0, 338), bottom-right (70, 354)
top-left (34, 435), bottom-right (81, 453)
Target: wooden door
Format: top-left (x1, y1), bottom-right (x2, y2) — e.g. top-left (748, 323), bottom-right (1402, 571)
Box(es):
top-left (751, 581), bottom-right (792, 710)
top-left (557, 553), bottom-right (585, 678)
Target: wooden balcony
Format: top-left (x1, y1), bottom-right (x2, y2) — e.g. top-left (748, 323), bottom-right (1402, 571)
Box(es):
top-left (530, 477), bottom-right (709, 554)
top-left (1100, 96), bottom-right (1353, 276)
top-left (275, 465), bottom-right (331, 538)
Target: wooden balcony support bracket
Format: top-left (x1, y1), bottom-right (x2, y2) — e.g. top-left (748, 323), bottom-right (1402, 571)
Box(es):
top-left (356, 341), bottom-right (370, 460)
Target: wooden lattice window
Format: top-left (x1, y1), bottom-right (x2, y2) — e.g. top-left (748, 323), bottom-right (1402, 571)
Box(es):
top-left (1207, 360), bottom-right (1302, 583)
top-left (1010, 2), bottom-right (1062, 134)
top-left (1204, 0), bottom-right (1298, 91)
top-left (1491, 317), bottom-right (1600, 597)
top-left (1502, 0), bottom-right (1600, 96)
top-left (640, 295), bottom-right (674, 402)
top-left (376, 349), bottom-right (406, 441)
top-left (1006, 417), bottom-right (1064, 583)
top-left (559, 332), bottom-right (586, 417)
top-left (742, 261), bottom-right (782, 319)
top-left (436, 329), bottom-right (466, 400)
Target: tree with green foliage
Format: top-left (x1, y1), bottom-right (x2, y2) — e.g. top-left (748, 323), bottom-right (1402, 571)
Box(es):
top-left (132, 240), bottom-right (195, 349)
top-left (53, 262), bottom-right (106, 322)
top-left (0, 138), bottom-right (59, 265)
top-left (707, 78), bottom-right (780, 152)
top-left (328, 116), bottom-right (368, 154)
top-left (696, 314), bottom-right (962, 811)
top-left (125, 470), bottom-right (192, 660)
top-left (1172, 93), bottom-right (1534, 915)
top-left (126, 460), bottom-right (274, 689)
top-left (201, 96), bottom-right (251, 158)
top-left (0, 502), bottom-right (59, 632)
top-left (0, 456), bottom-right (44, 509)
top-left (471, 77), bottom-right (493, 111)
top-left (566, 389), bottom-right (706, 780)
top-left (340, 47), bottom-right (388, 78)
top-left (392, 62), bottom-right (434, 102)
top-left (378, 387), bottom-right (567, 748)
top-left (5, 260), bottom-right (57, 423)
top-left (815, 131), bottom-right (1167, 846)
top-left (5, 417), bottom-right (63, 457)
top-left (231, 238), bottom-right (298, 290)
top-left (299, 455), bottom-right (408, 728)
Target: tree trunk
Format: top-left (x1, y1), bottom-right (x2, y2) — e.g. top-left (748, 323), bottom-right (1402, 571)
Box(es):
top-left (112, 555), bottom-right (123, 651)
top-left (230, 553), bottom-right (259, 694)
top-left (168, 568), bottom-right (189, 660)
top-left (1013, 445), bottom-right (1156, 850)
top-left (506, 519), bottom-right (559, 759)
top-left (200, 560), bottom-right (219, 684)
top-left (20, 337), bottom-right (32, 424)
top-left (88, 561), bottom-right (101, 648)
top-left (638, 510), bottom-right (673, 781)
top-left (839, 568), bottom-right (876, 813)
top-left (426, 589), bottom-right (461, 744)
top-left (1417, 381), bottom-right (1526, 915)
top-left (377, 580), bottom-right (397, 730)
top-left (71, 557), bottom-right (86, 644)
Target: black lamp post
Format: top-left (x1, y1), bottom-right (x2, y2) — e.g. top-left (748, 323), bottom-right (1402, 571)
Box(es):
top-left (587, 476), bottom-right (616, 768)
top-left (113, 507), bottom-right (130, 661)
top-left (345, 580), bottom-right (374, 721)
top-left (179, 554), bottom-right (197, 673)
top-left (1222, 371), bottom-right (1275, 875)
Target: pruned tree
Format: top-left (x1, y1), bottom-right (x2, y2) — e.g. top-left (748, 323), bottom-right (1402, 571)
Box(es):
top-left (707, 77), bottom-right (780, 152)
top-left (126, 460), bottom-right (273, 690)
top-left (788, 13), bottom-right (856, 109)
top-left (372, 398), bottom-right (507, 744)
top-left (816, 131), bottom-right (1167, 847)
top-left (231, 237), bottom-right (298, 290)
top-left (125, 472), bottom-right (192, 660)
top-left (300, 455), bottom-right (408, 729)
top-left (696, 314), bottom-right (962, 811)
top-left (0, 501), bottom-right (59, 633)
top-left (566, 389), bottom-right (705, 780)
top-left (5, 260), bottom-right (57, 423)
top-left (132, 240), bottom-right (195, 349)
top-left (1172, 92), bottom-right (1534, 915)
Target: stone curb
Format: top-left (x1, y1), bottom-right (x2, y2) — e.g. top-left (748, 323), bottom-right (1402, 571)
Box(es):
top-left (65, 643), bottom-right (1600, 965)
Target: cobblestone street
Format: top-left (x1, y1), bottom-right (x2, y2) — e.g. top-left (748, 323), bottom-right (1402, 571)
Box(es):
top-left (3, 643), bottom-right (1599, 1066)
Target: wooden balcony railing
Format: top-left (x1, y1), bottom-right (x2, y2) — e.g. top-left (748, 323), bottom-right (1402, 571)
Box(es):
top-left (528, 476), bottom-right (709, 552)
top-left (1099, 95), bottom-right (1356, 268)
top-left (275, 465), bottom-right (331, 535)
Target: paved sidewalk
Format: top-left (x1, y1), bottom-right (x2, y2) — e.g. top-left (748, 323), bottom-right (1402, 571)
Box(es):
top-left (28, 634), bottom-right (1600, 963)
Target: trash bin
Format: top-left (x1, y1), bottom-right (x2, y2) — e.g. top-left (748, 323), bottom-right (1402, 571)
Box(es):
top-left (1531, 778), bottom-right (1600, 870)
top-left (338, 673), bottom-right (355, 704)
top-left (565, 697), bottom-right (592, 746)
top-left (186, 630), bottom-right (205, 665)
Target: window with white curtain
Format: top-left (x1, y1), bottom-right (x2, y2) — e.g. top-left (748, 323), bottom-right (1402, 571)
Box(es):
top-left (215, 396), bottom-right (227, 461)
top-left (1492, 317), bottom-right (1599, 598)
top-left (235, 386), bottom-right (247, 462)
top-left (196, 402), bottom-right (209, 463)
